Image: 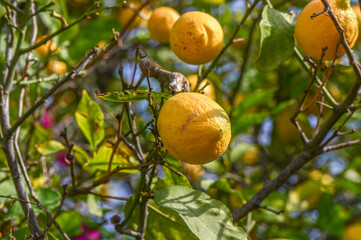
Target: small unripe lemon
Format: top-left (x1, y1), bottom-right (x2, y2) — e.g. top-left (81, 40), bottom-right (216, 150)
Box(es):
top-left (35, 36), bottom-right (59, 57)
top-left (170, 11), bottom-right (224, 65)
top-left (342, 223), bottom-right (361, 240)
top-left (147, 6), bottom-right (180, 43)
top-left (187, 74), bottom-right (216, 100)
top-left (294, 0), bottom-right (358, 60)
top-left (157, 92), bottom-right (231, 165)
top-left (46, 60), bottom-right (67, 75)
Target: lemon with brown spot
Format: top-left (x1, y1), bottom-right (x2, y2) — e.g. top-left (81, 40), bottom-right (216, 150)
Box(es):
top-left (169, 11), bottom-right (224, 65)
top-left (147, 6), bottom-right (180, 43)
top-left (157, 92), bottom-right (231, 165)
top-left (294, 0), bottom-right (358, 60)
top-left (187, 74), bottom-right (216, 100)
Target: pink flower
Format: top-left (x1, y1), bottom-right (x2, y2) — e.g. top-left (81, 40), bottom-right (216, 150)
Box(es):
top-left (56, 152), bottom-right (69, 167)
top-left (73, 225), bottom-right (101, 240)
top-left (40, 111), bottom-right (54, 128)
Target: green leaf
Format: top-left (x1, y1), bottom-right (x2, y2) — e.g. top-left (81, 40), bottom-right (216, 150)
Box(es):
top-left (36, 140), bottom-right (66, 155)
top-left (29, 123), bottom-right (52, 155)
top-left (255, 6), bottom-right (295, 72)
top-left (96, 90), bottom-right (171, 103)
top-left (317, 194), bottom-right (348, 237)
top-left (87, 194), bottom-right (103, 217)
top-left (87, 145), bottom-right (137, 173)
top-left (126, 197), bottom-right (197, 240)
top-left (55, 211), bottom-right (82, 238)
top-left (154, 185), bottom-right (246, 240)
top-left (231, 100), bottom-right (293, 135)
top-left (163, 156), bottom-right (192, 188)
top-left (34, 188), bottom-right (61, 211)
top-left (75, 90), bottom-right (104, 152)
top-left (73, 145), bottom-right (92, 165)
top-left (232, 88), bottom-right (276, 118)
top-left (2, 228), bottom-right (29, 240)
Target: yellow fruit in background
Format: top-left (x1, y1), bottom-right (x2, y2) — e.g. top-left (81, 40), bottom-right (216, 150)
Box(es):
top-left (35, 36), bottom-right (59, 57)
top-left (157, 92), bottom-right (231, 165)
top-left (274, 105), bottom-right (300, 143)
top-left (169, 11), bottom-right (224, 65)
top-left (183, 163), bottom-right (204, 181)
top-left (187, 74), bottom-right (216, 100)
top-left (147, 6), bottom-right (180, 43)
top-left (117, 2), bottom-right (149, 29)
top-left (342, 223), bottom-right (361, 240)
top-left (46, 60), bottom-right (67, 75)
top-left (242, 146), bottom-right (260, 165)
top-left (294, 0), bottom-right (358, 60)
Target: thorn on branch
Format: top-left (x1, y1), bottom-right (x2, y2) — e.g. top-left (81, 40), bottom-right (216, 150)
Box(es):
top-left (50, 10), bottom-right (68, 27)
top-left (257, 204), bottom-right (284, 215)
top-left (311, 7), bottom-right (329, 19)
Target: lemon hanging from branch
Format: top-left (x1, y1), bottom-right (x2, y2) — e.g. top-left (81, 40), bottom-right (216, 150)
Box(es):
top-left (294, 0), bottom-right (358, 60)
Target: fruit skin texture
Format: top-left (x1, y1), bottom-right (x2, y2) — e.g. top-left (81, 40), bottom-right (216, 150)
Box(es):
top-left (342, 223), bottom-right (361, 240)
top-left (294, 0), bottom-right (358, 60)
top-left (157, 92), bottom-right (231, 165)
top-left (187, 74), bottom-right (216, 100)
top-left (46, 60), bottom-right (67, 75)
top-left (147, 7), bottom-right (180, 43)
top-left (169, 11), bottom-right (224, 65)
top-left (352, 4), bottom-right (361, 42)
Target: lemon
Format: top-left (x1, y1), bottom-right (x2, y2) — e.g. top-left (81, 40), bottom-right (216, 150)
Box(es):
top-left (35, 36), bottom-right (59, 57)
top-left (342, 224), bottom-right (361, 240)
top-left (147, 6), bottom-right (180, 43)
top-left (157, 92), bottom-right (231, 165)
top-left (294, 0), bottom-right (358, 60)
top-left (117, 2), bottom-right (150, 29)
top-left (46, 60), bottom-right (67, 75)
top-left (187, 74), bottom-right (216, 100)
top-left (169, 11), bottom-right (224, 65)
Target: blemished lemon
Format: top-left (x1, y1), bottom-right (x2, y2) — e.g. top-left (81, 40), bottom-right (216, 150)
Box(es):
top-left (157, 92), bottom-right (231, 165)
top-left (169, 11), bottom-right (224, 65)
top-left (187, 74), bottom-right (216, 100)
top-left (342, 223), bottom-right (361, 240)
top-left (46, 60), bottom-right (67, 75)
top-left (35, 36), bottom-right (59, 57)
top-left (147, 6), bottom-right (180, 43)
top-left (294, 0), bottom-right (358, 60)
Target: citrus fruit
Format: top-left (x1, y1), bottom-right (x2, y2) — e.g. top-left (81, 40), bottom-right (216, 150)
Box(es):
top-left (183, 163), bottom-right (204, 181)
top-left (187, 74), bottom-right (216, 100)
top-left (342, 223), bottom-right (361, 240)
top-left (46, 60), bottom-right (67, 75)
top-left (169, 11), bottom-right (224, 65)
top-left (147, 6), bottom-right (180, 43)
top-left (294, 0), bottom-right (358, 60)
top-left (352, 4), bottom-right (361, 42)
top-left (157, 92), bottom-right (231, 165)
top-left (242, 146), bottom-right (260, 165)
top-left (117, 2), bottom-right (149, 29)
top-left (35, 36), bottom-right (59, 57)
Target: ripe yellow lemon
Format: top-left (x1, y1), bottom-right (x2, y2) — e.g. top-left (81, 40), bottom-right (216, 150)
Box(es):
top-left (187, 74), bottom-right (216, 100)
top-left (169, 11), bottom-right (224, 65)
top-left (352, 4), bottom-right (361, 42)
top-left (294, 0), bottom-right (358, 60)
top-left (35, 36), bottom-right (59, 57)
top-left (46, 60), bottom-right (67, 75)
top-left (147, 7), bottom-right (180, 43)
top-left (183, 163), bottom-right (204, 181)
top-left (342, 223), bottom-right (361, 240)
top-left (117, 2), bottom-right (149, 29)
top-left (157, 92), bottom-right (231, 165)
